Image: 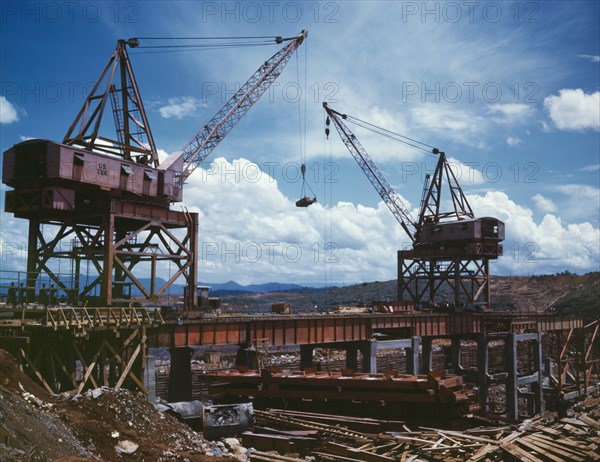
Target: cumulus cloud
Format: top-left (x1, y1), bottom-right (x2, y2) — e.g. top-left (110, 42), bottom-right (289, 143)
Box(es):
top-left (532, 193), bottom-right (557, 213)
top-left (183, 157), bottom-right (410, 285)
top-left (182, 159), bottom-right (599, 282)
top-left (0, 96), bottom-right (19, 124)
top-left (1, 157), bottom-right (597, 286)
top-left (468, 191), bottom-right (599, 274)
top-left (544, 89), bottom-right (600, 131)
top-left (446, 157), bottom-right (486, 185)
top-left (158, 97), bottom-right (207, 119)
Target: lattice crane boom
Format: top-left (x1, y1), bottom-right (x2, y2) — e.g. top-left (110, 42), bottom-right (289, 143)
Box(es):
top-left (174, 30), bottom-right (308, 181)
top-left (323, 103), bottom-right (418, 242)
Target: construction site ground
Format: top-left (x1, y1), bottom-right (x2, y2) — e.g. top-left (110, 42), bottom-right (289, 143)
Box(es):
top-left (2, 347), bottom-right (600, 462)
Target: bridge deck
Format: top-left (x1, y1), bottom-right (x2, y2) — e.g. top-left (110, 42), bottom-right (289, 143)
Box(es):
top-left (0, 308), bottom-right (582, 348)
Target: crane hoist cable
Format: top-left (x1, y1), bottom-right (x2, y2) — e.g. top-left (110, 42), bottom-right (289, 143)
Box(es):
top-left (131, 35), bottom-right (294, 53)
top-left (337, 112), bottom-right (437, 155)
top-left (295, 40), bottom-right (316, 208)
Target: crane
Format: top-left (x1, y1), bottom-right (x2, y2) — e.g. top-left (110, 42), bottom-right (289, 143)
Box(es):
top-left (2, 31), bottom-right (308, 308)
top-left (323, 102), bottom-right (503, 252)
top-left (323, 102), bottom-right (504, 308)
top-left (48, 31), bottom-right (310, 206)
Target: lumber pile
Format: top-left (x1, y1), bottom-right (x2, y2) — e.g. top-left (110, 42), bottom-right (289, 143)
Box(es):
top-left (246, 409), bottom-right (600, 462)
top-left (202, 368), bottom-right (478, 424)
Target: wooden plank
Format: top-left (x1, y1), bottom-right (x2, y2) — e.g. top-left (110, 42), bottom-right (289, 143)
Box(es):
top-left (519, 437), bottom-right (579, 462)
top-left (467, 443), bottom-right (499, 462)
top-left (322, 441), bottom-right (397, 462)
top-left (578, 414), bottom-right (600, 430)
top-left (18, 348), bottom-right (54, 394)
top-left (527, 432), bottom-right (589, 450)
top-left (525, 435), bottom-right (586, 462)
top-left (500, 441), bottom-right (545, 462)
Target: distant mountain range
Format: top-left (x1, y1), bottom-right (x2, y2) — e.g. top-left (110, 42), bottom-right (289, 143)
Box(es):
top-left (130, 279), bottom-right (325, 297)
top-left (0, 276), bottom-right (331, 298)
top-left (199, 280), bottom-right (316, 296)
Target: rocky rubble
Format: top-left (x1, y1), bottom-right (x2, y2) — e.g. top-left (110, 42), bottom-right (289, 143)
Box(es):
top-left (0, 349), bottom-right (248, 462)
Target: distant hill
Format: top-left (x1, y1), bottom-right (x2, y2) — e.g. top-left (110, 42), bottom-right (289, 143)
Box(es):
top-left (202, 281), bottom-right (310, 296)
top-left (123, 279), bottom-right (311, 297)
top-left (218, 272), bottom-right (600, 321)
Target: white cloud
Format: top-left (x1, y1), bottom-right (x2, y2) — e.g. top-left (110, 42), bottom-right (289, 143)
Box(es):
top-left (578, 54), bottom-right (600, 63)
top-left (581, 164), bottom-right (600, 172)
top-left (554, 184), bottom-right (600, 221)
top-left (0, 96), bottom-right (19, 124)
top-left (182, 157), bottom-right (409, 285)
top-left (19, 135), bottom-right (35, 142)
top-left (446, 157), bottom-right (486, 185)
top-left (556, 184), bottom-right (599, 202)
top-left (1, 158), bottom-right (598, 285)
top-left (506, 136), bottom-right (522, 147)
top-left (409, 104), bottom-right (487, 148)
top-left (180, 158), bottom-right (600, 282)
top-left (468, 191), bottom-right (599, 274)
top-left (158, 97), bottom-right (207, 119)
top-left (544, 89), bottom-right (600, 131)
top-left (532, 193), bottom-right (557, 213)
top-left (488, 103), bottom-right (533, 123)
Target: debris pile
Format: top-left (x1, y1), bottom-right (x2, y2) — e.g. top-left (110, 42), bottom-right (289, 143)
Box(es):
top-left (0, 349), bottom-right (218, 461)
top-left (58, 386), bottom-right (212, 460)
top-left (246, 407), bottom-right (600, 462)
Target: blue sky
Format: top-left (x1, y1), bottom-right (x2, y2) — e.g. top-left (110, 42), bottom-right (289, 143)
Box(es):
top-left (1, 1), bottom-right (599, 286)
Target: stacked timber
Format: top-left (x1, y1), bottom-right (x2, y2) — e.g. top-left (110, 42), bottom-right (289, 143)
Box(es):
top-left (201, 369), bottom-right (478, 425)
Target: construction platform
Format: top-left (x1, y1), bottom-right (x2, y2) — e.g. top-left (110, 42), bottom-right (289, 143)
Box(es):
top-left (0, 306), bottom-right (595, 423)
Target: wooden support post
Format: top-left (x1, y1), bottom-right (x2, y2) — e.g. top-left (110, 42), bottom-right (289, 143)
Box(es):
top-left (534, 332), bottom-right (544, 415)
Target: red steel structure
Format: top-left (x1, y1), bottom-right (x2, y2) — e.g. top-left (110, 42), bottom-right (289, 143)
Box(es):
top-left (323, 103), bottom-right (504, 308)
top-left (2, 32), bottom-right (307, 308)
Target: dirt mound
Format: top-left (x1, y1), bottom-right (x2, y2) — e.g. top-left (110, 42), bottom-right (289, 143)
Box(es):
top-left (57, 387), bottom-right (212, 461)
top-left (0, 349), bottom-right (219, 461)
top-left (0, 349), bottom-right (96, 461)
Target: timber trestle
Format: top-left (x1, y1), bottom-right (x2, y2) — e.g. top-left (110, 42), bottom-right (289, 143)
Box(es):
top-left (0, 308), bottom-right (595, 422)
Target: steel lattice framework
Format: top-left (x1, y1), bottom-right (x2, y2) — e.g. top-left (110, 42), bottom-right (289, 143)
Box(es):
top-left (323, 103), bottom-right (418, 242)
top-left (180, 31), bottom-right (307, 181)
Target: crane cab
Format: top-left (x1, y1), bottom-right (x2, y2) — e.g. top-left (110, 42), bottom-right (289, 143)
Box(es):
top-left (417, 217), bottom-right (505, 257)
